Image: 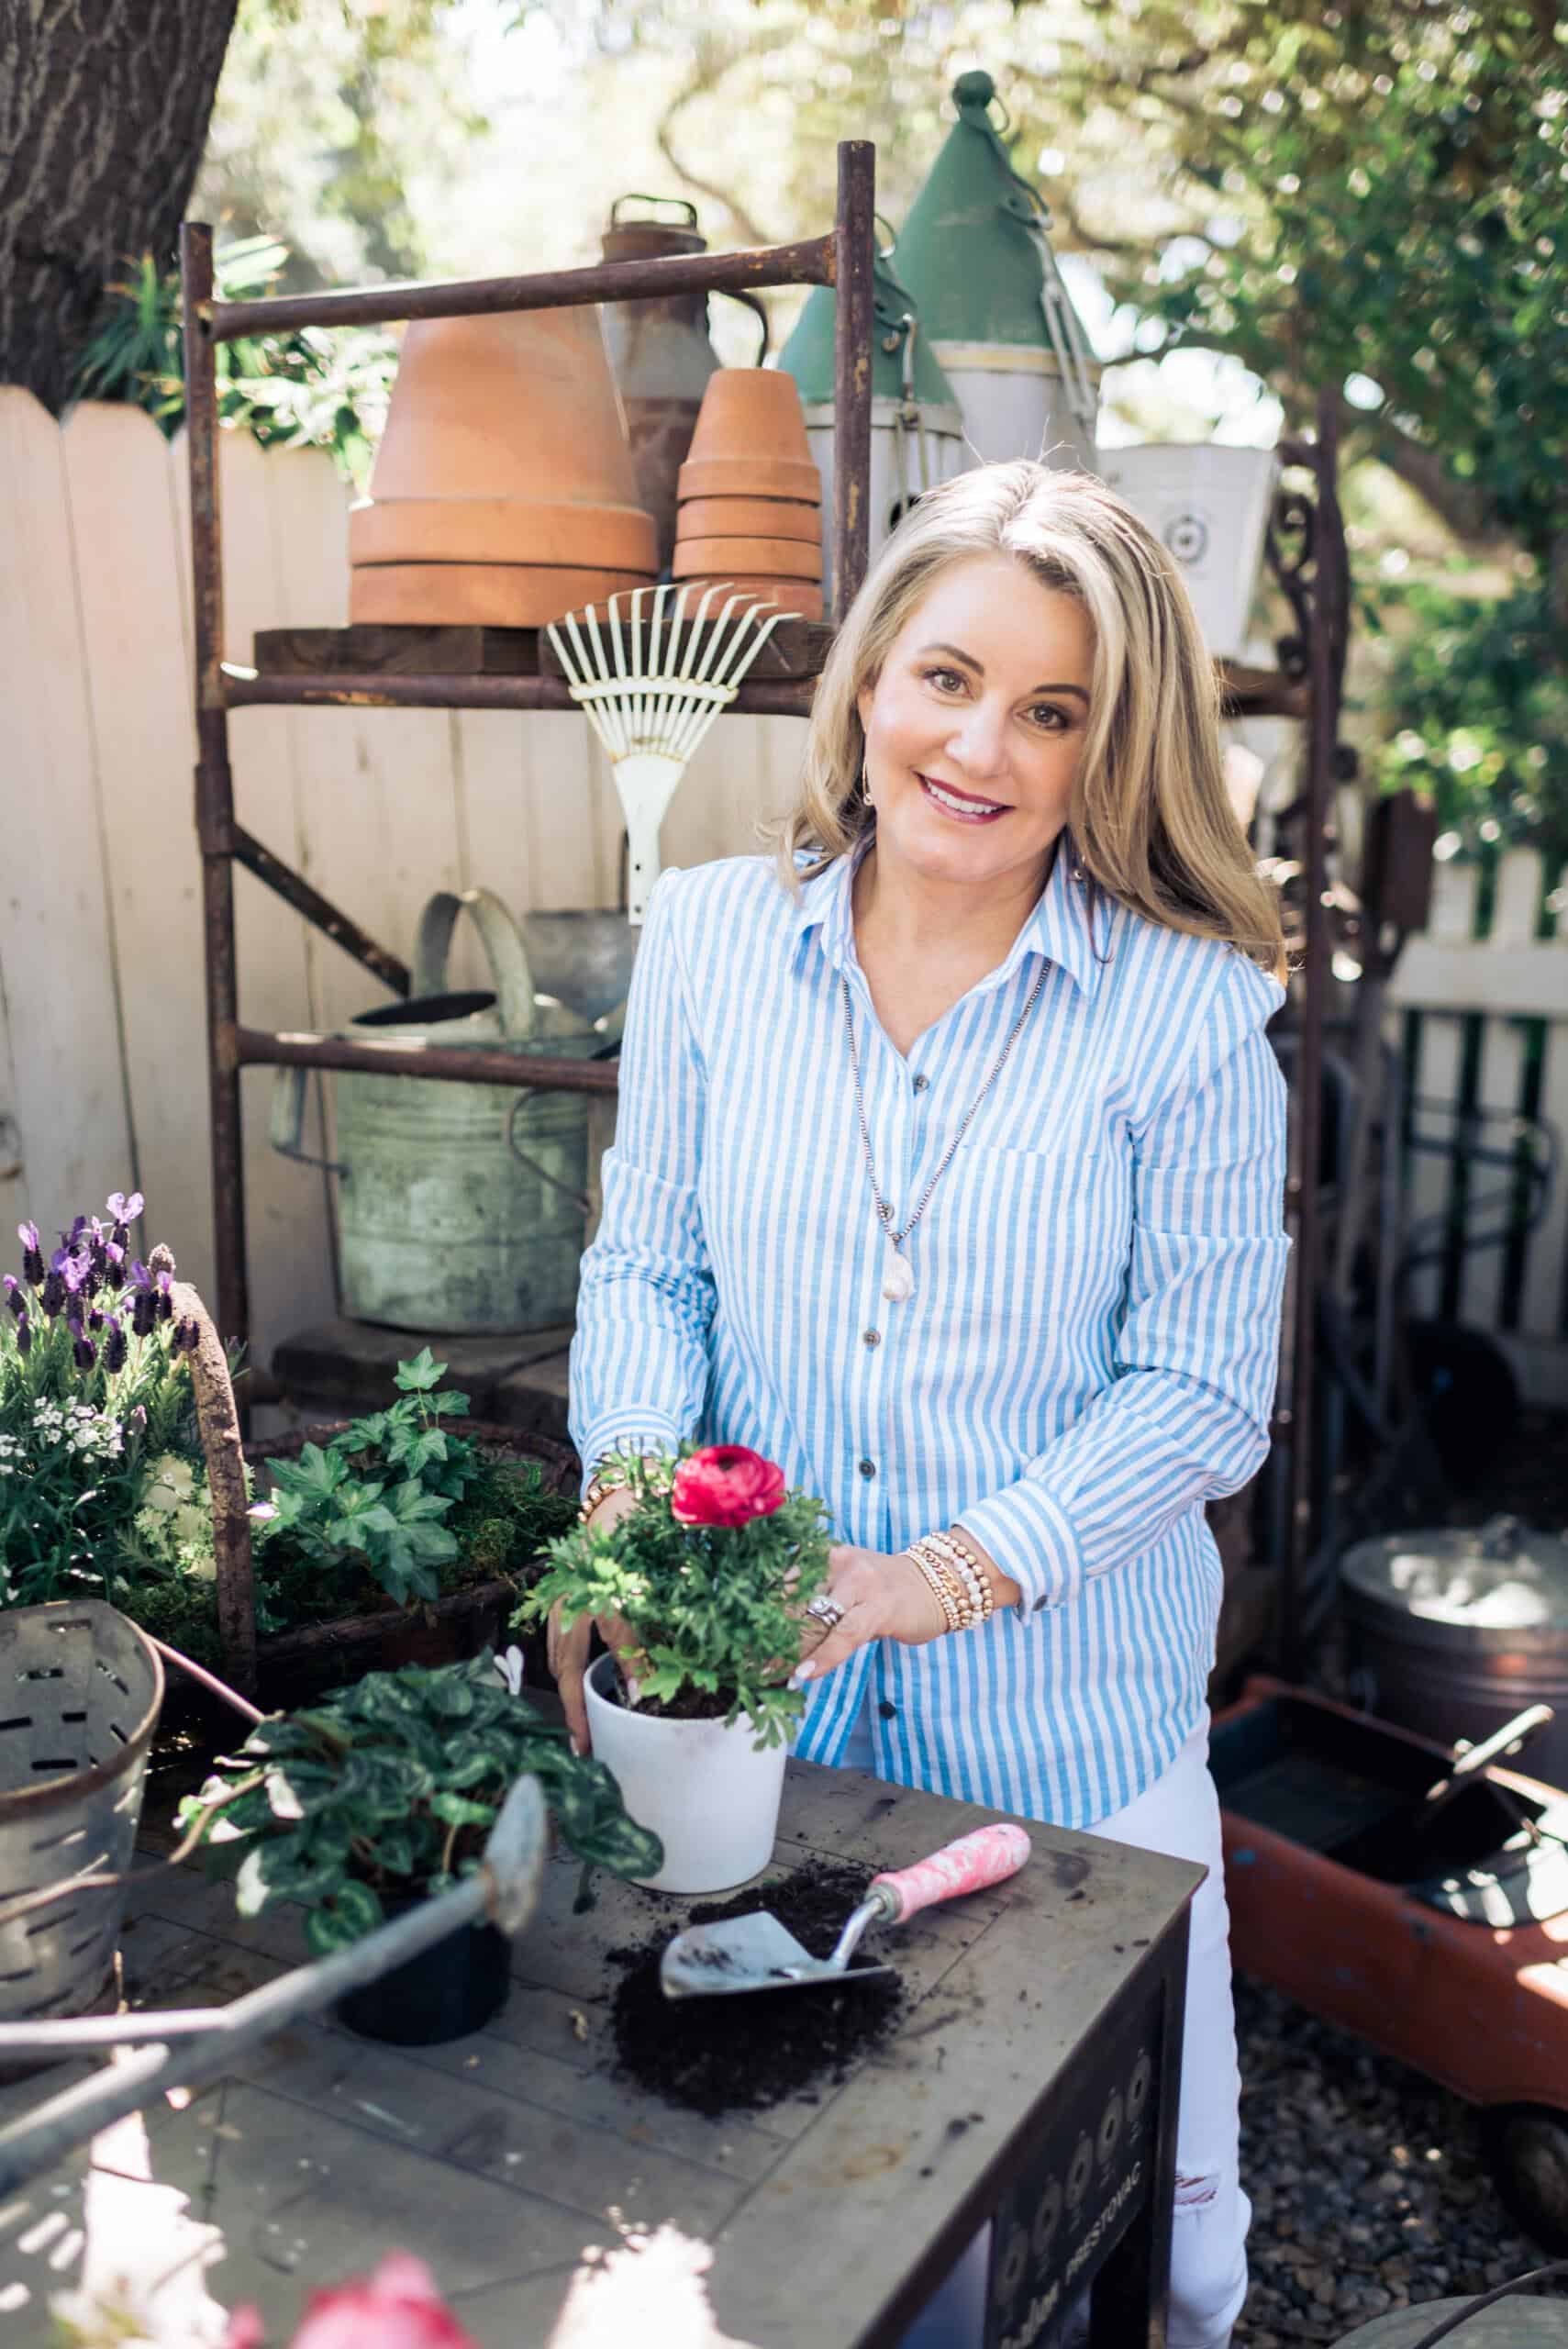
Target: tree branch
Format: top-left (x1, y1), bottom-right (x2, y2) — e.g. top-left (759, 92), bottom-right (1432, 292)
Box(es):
top-left (653, 58), bottom-right (773, 250)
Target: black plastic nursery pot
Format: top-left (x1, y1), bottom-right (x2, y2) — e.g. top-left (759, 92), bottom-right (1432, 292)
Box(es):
top-left (334, 1908), bottom-right (512, 2047)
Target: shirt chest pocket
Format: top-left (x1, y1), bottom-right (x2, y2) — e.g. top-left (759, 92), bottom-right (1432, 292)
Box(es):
top-left (916, 1118), bottom-right (1130, 1335)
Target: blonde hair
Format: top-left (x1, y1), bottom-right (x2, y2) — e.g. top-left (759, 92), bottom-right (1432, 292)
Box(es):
top-left (774, 461), bottom-right (1286, 979)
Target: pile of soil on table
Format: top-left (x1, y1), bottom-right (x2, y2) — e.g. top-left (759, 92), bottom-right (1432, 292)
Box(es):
top-left (609, 1860), bottom-right (905, 2118)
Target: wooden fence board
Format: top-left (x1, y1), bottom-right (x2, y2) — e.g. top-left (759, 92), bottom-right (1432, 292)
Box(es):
top-left (0, 387), bottom-right (135, 1234)
top-left (1398, 859), bottom-right (1476, 1321)
top-left (60, 402), bottom-right (211, 1290)
top-left (1459, 850), bottom-right (1538, 1331)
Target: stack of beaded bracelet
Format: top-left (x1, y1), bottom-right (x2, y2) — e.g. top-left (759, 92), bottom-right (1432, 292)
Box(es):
top-left (905, 1529), bottom-right (995, 1633)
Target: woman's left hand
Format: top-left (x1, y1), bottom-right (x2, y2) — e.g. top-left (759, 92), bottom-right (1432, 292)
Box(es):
top-left (795, 1544), bottom-right (948, 1685)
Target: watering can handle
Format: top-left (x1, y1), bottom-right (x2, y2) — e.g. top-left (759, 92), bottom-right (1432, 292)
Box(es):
top-left (717, 289), bottom-right (771, 365)
top-left (506, 1096), bottom-right (594, 1217)
top-left (412, 888), bottom-right (538, 1038)
top-left (268, 1065), bottom-right (346, 1174)
top-left (610, 192), bottom-right (699, 229)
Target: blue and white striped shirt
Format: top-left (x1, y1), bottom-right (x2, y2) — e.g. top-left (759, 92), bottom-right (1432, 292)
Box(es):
top-left (570, 842), bottom-right (1290, 1829)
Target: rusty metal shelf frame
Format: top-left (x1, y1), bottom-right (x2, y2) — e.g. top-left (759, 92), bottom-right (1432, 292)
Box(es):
top-left (182, 146), bottom-right (1344, 1661)
top-left (180, 141), bottom-right (877, 1355)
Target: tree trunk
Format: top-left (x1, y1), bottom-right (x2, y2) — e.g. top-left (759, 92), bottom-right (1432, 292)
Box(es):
top-left (0, 0), bottom-right (239, 413)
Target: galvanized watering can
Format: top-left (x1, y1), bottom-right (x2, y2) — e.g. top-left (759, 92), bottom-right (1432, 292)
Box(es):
top-left (271, 888), bottom-right (605, 1335)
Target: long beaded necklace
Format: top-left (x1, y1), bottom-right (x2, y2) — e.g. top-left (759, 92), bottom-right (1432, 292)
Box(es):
top-left (841, 963), bottom-right (1050, 1303)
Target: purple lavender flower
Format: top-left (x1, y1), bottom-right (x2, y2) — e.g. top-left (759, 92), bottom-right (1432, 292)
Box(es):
top-left (16, 1312), bottom-right (30, 1357)
top-left (59, 1216), bottom-right (87, 1251)
top-left (104, 1316), bottom-right (128, 1374)
top-left (72, 1329), bottom-right (96, 1373)
top-left (157, 1275), bottom-right (173, 1325)
top-left (41, 1267), bottom-right (67, 1317)
top-left (177, 1318), bottom-right (200, 1353)
top-left (3, 1274), bottom-right (23, 1319)
top-left (87, 1307), bottom-right (104, 1331)
top-left (106, 1191), bottom-right (144, 1227)
top-left (130, 1288), bottom-right (156, 1338)
top-left (17, 1221), bottom-right (45, 1285)
top-left (129, 1403), bottom-right (147, 1431)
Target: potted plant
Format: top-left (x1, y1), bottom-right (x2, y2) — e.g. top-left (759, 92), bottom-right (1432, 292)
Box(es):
top-left (0, 1193), bottom-right (223, 1633)
top-left (242, 1350), bottom-right (582, 1698)
top-left (180, 1650), bottom-right (662, 2044)
top-left (522, 1444), bottom-right (832, 1894)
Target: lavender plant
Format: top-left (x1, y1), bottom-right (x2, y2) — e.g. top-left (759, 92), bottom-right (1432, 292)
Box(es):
top-left (0, 1193), bottom-right (212, 1609)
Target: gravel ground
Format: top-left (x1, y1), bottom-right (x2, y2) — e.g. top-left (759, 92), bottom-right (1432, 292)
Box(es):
top-left (1233, 1976), bottom-right (1550, 2343)
top-left (1230, 1404), bottom-right (1568, 2343)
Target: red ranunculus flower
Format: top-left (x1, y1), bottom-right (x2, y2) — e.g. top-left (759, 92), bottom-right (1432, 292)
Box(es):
top-left (286, 2254), bottom-right (478, 2349)
top-left (670, 1444), bottom-right (786, 1528)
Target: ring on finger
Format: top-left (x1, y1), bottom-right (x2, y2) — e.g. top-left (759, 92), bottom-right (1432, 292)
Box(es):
top-left (806, 1592), bottom-right (846, 1631)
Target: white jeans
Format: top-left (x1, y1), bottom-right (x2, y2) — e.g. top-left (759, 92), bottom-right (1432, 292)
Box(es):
top-left (840, 1708), bottom-right (1248, 2349)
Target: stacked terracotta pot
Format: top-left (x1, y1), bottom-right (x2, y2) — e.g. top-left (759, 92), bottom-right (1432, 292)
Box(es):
top-left (349, 307), bottom-right (656, 628)
top-left (671, 370), bottom-right (824, 622)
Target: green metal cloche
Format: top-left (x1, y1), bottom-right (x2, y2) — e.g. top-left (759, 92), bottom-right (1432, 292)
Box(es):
top-left (895, 69), bottom-right (1080, 350)
top-left (779, 239), bottom-right (957, 408)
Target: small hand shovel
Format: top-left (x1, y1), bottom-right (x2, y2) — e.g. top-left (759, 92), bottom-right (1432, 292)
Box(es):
top-left (660, 1822), bottom-right (1031, 2000)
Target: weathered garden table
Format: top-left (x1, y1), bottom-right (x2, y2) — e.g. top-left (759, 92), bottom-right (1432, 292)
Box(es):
top-left (0, 1758), bottom-right (1200, 2348)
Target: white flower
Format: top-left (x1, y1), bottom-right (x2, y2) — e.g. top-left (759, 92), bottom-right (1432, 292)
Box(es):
top-left (142, 1454), bottom-right (195, 1512)
top-left (495, 1645), bottom-right (527, 1697)
top-left (185, 1555), bottom-right (217, 1582)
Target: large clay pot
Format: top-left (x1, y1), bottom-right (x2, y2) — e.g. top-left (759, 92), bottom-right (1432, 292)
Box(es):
top-left (350, 562), bottom-right (655, 629)
top-left (675, 495), bottom-right (820, 542)
top-left (598, 197), bottom-right (771, 573)
top-left (672, 534), bottom-right (820, 581)
top-left (350, 306), bottom-right (654, 622)
top-left (349, 496), bottom-right (655, 571)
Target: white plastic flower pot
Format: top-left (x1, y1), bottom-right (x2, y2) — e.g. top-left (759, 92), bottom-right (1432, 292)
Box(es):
top-left (583, 1652), bottom-right (786, 1895)
top-left (1096, 444), bottom-right (1279, 660)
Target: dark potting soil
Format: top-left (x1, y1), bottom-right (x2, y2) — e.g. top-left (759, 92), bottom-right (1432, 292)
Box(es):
top-left (608, 1859), bottom-right (905, 2118)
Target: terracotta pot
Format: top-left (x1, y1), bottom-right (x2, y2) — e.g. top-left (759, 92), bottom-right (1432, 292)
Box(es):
top-left (677, 454), bottom-right (820, 504)
top-left (672, 534), bottom-right (821, 581)
top-left (674, 495), bottom-right (820, 543)
top-left (368, 306), bottom-right (640, 508)
top-left (685, 368), bottom-right (812, 471)
top-left (350, 497), bottom-right (657, 571)
top-left (350, 562), bottom-right (655, 628)
top-left (673, 573), bottom-right (825, 621)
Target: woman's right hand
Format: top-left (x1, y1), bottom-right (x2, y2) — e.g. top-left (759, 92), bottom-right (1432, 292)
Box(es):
top-left (550, 1483), bottom-right (641, 1753)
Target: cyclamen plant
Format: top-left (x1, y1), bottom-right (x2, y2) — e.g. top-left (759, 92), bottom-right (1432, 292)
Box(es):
top-left (0, 1194), bottom-right (209, 1604)
top-left (521, 1444), bottom-right (834, 1746)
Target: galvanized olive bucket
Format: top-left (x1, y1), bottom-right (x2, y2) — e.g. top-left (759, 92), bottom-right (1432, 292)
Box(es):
top-left (272, 888), bottom-right (603, 1333)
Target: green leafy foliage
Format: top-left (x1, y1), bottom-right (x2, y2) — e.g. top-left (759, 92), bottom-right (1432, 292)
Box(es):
top-left (1364, 579), bottom-right (1568, 871)
top-left (71, 237), bottom-right (395, 484)
top-left (520, 1450), bottom-right (832, 1747)
top-left (179, 1651), bottom-right (663, 1956)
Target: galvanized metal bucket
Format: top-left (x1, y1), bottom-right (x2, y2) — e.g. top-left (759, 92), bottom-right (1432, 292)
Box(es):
top-left (272, 888), bottom-right (602, 1334)
top-left (0, 1603), bottom-right (163, 2032)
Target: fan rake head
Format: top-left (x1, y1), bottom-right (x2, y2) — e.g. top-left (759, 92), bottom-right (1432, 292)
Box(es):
top-left (547, 583), bottom-right (805, 924)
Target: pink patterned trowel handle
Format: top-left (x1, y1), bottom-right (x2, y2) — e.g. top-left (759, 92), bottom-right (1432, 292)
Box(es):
top-left (870, 1823), bottom-right (1031, 1921)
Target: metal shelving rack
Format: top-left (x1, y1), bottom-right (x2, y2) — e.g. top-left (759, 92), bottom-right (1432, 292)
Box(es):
top-left (179, 146), bottom-right (1345, 1650)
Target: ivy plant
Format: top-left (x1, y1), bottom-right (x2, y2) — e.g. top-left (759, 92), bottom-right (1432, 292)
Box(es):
top-left (179, 1652), bottom-right (663, 1955)
top-left (519, 1448), bottom-right (833, 1747)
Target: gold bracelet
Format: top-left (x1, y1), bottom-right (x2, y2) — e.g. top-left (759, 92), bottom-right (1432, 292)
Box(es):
top-left (906, 1540), bottom-right (983, 1632)
top-left (904, 1543), bottom-right (962, 1634)
top-left (924, 1529), bottom-right (996, 1623)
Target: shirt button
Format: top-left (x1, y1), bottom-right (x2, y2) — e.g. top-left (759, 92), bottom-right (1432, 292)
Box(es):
top-left (862, 1328), bottom-right (881, 1348)
top-left (858, 1457), bottom-right (877, 1478)
top-left (912, 1074), bottom-right (929, 1093)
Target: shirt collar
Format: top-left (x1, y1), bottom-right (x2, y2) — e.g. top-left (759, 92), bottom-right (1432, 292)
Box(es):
top-left (789, 832), bottom-right (1106, 1001)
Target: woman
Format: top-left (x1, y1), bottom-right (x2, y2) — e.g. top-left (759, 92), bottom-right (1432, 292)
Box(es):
top-left (553, 461), bottom-right (1289, 2349)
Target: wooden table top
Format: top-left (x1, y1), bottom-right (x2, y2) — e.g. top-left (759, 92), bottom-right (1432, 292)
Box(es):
top-left (0, 1758), bottom-right (1201, 2347)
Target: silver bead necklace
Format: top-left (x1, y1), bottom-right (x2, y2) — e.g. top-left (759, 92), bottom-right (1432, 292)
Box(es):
top-left (841, 963), bottom-right (1049, 1303)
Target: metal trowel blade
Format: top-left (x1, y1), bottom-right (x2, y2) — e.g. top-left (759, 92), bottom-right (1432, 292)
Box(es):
top-left (660, 1911), bottom-right (897, 2001)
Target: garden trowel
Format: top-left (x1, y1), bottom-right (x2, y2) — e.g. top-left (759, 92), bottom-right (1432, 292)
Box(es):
top-left (660, 1822), bottom-right (1031, 1999)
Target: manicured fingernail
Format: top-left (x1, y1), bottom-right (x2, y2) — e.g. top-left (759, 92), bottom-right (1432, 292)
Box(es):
top-left (789, 1663), bottom-right (815, 1689)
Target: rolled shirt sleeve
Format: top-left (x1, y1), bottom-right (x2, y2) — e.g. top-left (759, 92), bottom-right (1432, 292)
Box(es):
top-left (569, 870), bottom-right (715, 1480)
top-left (959, 951), bottom-right (1292, 1616)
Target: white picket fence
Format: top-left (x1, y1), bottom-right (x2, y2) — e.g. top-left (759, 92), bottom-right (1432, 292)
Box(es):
top-left (0, 389), bottom-right (807, 1366)
top-left (1389, 849), bottom-right (1568, 1404)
